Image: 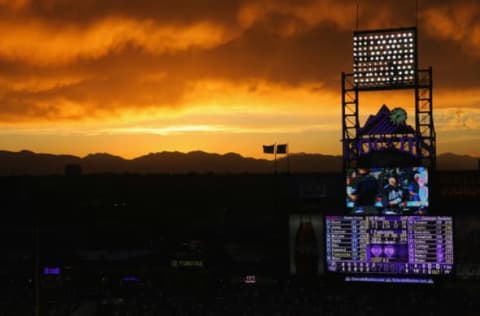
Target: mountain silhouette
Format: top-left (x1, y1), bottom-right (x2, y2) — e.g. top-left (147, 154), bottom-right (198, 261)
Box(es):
top-left (0, 150), bottom-right (80, 175)
top-left (0, 150), bottom-right (476, 175)
top-left (436, 152), bottom-right (480, 171)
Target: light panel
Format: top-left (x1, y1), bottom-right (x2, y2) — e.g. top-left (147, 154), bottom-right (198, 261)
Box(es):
top-left (353, 28), bottom-right (417, 90)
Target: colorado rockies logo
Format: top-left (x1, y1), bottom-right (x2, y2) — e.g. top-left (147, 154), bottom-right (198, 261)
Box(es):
top-left (390, 107), bottom-right (407, 126)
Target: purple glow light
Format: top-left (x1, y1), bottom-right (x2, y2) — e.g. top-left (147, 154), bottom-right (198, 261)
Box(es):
top-left (43, 267), bottom-right (60, 275)
top-left (122, 276), bottom-right (140, 282)
top-left (371, 245), bottom-right (382, 257)
top-left (384, 245), bottom-right (395, 257)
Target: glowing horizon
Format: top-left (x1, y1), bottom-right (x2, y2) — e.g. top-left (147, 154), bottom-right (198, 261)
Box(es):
top-left (0, 0), bottom-right (479, 159)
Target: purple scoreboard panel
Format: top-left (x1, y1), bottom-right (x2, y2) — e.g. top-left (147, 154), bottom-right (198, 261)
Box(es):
top-left (326, 216), bottom-right (453, 276)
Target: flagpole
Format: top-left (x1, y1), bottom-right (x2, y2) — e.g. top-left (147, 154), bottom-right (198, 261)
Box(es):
top-left (274, 142), bottom-right (277, 175)
top-left (287, 143), bottom-right (290, 174)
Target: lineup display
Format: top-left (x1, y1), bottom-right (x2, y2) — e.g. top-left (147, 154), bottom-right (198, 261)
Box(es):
top-left (326, 216), bottom-right (453, 276)
top-left (346, 167), bottom-right (428, 215)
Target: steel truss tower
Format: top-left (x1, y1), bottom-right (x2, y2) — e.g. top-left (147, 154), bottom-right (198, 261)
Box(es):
top-left (341, 27), bottom-right (435, 170)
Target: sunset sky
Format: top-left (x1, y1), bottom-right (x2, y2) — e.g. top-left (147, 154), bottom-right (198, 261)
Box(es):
top-left (0, 0), bottom-right (479, 159)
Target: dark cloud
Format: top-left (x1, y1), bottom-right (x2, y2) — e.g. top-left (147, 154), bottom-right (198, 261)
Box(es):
top-left (2, 0), bottom-right (243, 26)
top-left (0, 0), bottom-right (478, 121)
top-left (183, 19), bottom-right (351, 88)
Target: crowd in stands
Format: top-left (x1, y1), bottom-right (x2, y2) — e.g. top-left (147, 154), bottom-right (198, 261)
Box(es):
top-left (1, 275), bottom-right (479, 315)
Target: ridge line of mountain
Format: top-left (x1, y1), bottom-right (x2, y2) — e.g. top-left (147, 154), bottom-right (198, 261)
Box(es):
top-left (0, 149), bottom-right (477, 175)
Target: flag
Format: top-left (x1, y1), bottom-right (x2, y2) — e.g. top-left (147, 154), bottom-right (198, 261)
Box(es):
top-left (276, 144), bottom-right (288, 154)
top-left (263, 145), bottom-right (275, 154)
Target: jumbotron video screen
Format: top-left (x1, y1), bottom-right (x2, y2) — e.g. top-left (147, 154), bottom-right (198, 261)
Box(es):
top-left (346, 167), bottom-right (428, 215)
top-left (325, 216), bottom-right (454, 276)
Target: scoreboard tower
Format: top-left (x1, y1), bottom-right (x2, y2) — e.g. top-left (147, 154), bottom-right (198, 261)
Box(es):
top-left (341, 27), bottom-right (435, 169)
top-left (324, 26), bottom-right (454, 282)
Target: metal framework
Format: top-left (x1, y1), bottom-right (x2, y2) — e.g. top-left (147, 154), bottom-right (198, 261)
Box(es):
top-left (415, 67), bottom-right (435, 168)
top-left (342, 27), bottom-right (436, 170)
top-left (341, 72), bottom-right (359, 169)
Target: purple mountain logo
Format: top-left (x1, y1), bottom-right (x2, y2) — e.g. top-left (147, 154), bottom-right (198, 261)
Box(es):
top-left (359, 105), bottom-right (415, 136)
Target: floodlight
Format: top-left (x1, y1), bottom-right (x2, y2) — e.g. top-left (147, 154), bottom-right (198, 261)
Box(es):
top-left (353, 27), bottom-right (417, 90)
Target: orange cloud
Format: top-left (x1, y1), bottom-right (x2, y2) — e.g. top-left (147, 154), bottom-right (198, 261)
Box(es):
top-left (0, 17), bottom-right (234, 65)
top-left (236, 0), bottom-right (425, 37)
top-left (422, 3), bottom-right (480, 57)
top-left (0, 0), bottom-right (30, 11)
